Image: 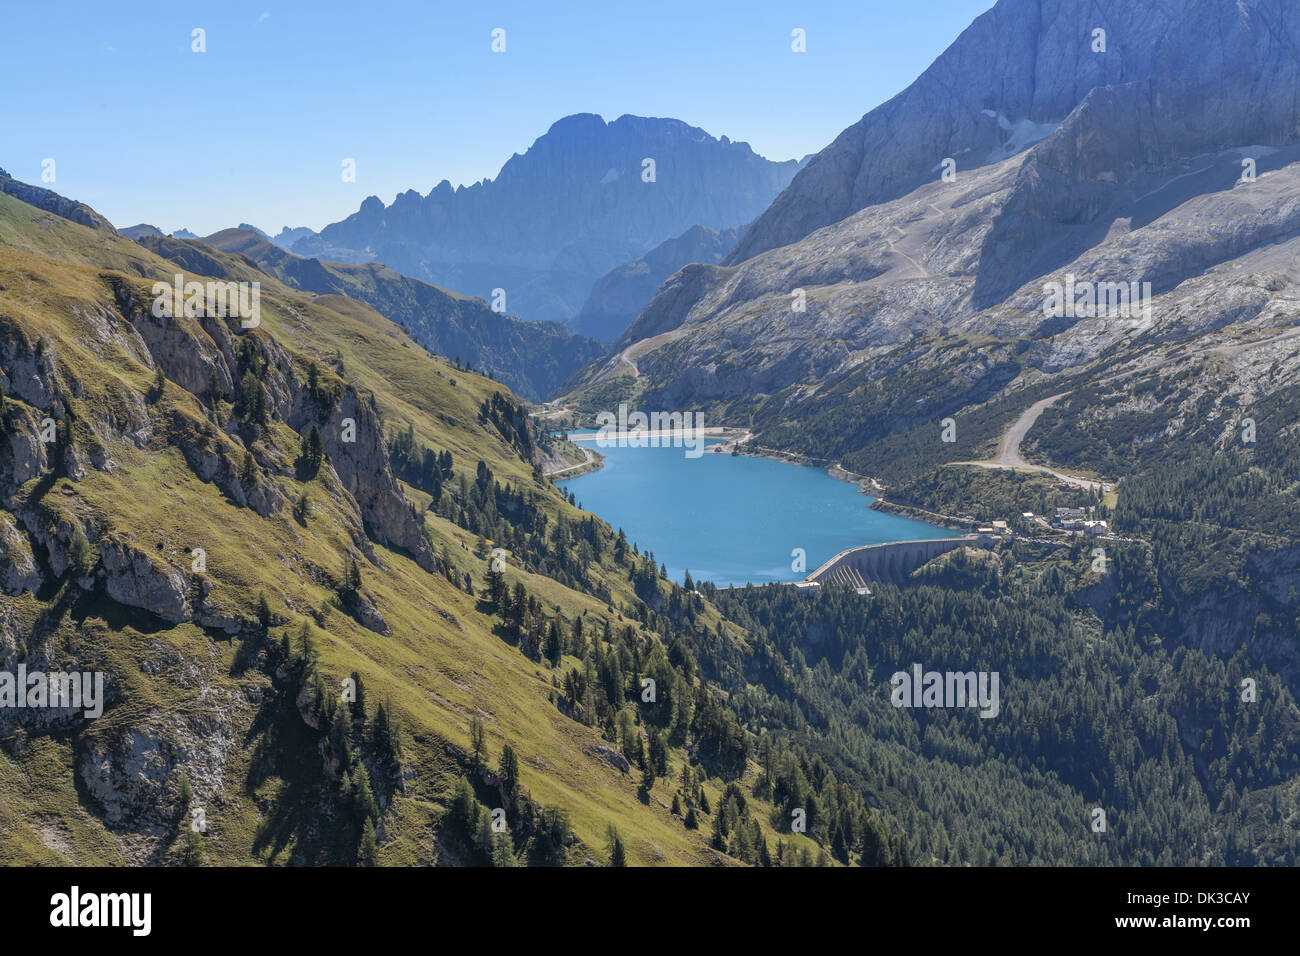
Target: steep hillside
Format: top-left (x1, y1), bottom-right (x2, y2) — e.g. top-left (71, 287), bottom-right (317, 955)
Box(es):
top-left (727, 0), bottom-right (1199, 263)
top-left (296, 114), bottom-right (801, 324)
top-left (139, 229), bottom-right (605, 402)
top-left (574, 224), bottom-right (744, 342)
top-left (0, 185), bottom-right (842, 867)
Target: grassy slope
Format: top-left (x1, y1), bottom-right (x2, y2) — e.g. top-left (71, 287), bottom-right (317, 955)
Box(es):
top-left (0, 192), bottom-right (815, 866)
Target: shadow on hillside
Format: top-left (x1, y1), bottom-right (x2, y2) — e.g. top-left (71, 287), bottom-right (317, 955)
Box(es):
top-left (244, 668), bottom-right (356, 865)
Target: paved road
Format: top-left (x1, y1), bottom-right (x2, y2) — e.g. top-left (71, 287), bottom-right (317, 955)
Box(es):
top-left (956, 392), bottom-right (1108, 491)
top-left (544, 444), bottom-right (595, 478)
top-left (994, 393), bottom-right (1069, 468)
top-left (568, 426), bottom-right (737, 443)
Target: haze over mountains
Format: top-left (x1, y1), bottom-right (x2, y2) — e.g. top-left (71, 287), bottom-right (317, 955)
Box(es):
top-left (4, 0), bottom-right (1300, 872)
top-left (139, 227), bottom-right (605, 401)
top-left (285, 114), bottom-right (803, 325)
top-left (555, 0), bottom-right (1300, 724)
top-left (577, 0), bottom-right (1300, 414)
top-left (573, 223), bottom-right (745, 341)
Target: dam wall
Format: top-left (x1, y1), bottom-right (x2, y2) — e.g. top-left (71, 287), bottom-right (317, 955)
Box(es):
top-left (805, 536), bottom-right (983, 588)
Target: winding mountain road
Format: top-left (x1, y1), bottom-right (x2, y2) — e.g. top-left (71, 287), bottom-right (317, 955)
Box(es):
top-left (544, 443), bottom-right (596, 478)
top-left (956, 393), bottom-right (1107, 491)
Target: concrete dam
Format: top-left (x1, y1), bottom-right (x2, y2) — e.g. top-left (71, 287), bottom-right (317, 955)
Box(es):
top-left (804, 536), bottom-right (982, 589)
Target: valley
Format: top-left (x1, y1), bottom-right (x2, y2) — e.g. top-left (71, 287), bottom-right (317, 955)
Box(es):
top-left (3, 0), bottom-right (1300, 877)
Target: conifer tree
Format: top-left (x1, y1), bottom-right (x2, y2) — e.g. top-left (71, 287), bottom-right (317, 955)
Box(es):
top-left (469, 714), bottom-right (487, 769)
top-left (499, 744), bottom-right (520, 806)
top-left (68, 530), bottom-right (95, 577)
top-left (358, 818), bottom-right (378, 866)
top-left (256, 592), bottom-right (272, 631)
top-left (607, 827), bottom-right (627, 867)
top-left (491, 832), bottom-right (516, 867)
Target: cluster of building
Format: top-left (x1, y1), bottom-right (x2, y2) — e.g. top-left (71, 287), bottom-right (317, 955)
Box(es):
top-left (972, 509), bottom-right (1112, 539)
top-left (1051, 506), bottom-right (1110, 537)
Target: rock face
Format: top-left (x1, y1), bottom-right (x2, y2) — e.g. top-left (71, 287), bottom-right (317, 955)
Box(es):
top-left (100, 538), bottom-right (191, 624)
top-left (0, 512), bottom-right (41, 594)
top-left (306, 388), bottom-right (438, 573)
top-left (296, 114), bottom-right (802, 324)
top-left (590, 0), bottom-right (1300, 412)
top-left (0, 404), bottom-right (50, 502)
top-left (78, 729), bottom-right (176, 831)
top-left (0, 611), bottom-right (117, 734)
top-left (574, 224), bottom-right (744, 341)
top-left (972, 0), bottom-right (1300, 304)
top-left (0, 321), bottom-right (63, 409)
top-left (108, 278), bottom-right (235, 399)
top-left (0, 169), bottom-right (115, 231)
top-left (728, 0), bottom-right (1197, 264)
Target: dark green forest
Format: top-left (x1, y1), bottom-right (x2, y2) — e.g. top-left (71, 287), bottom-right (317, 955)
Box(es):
top-left (705, 546), bottom-right (1300, 865)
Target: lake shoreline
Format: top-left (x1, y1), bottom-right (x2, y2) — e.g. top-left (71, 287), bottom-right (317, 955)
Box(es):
top-left (733, 438), bottom-right (974, 536)
top-left (555, 426), bottom-right (961, 587)
top-left (554, 427), bottom-right (972, 536)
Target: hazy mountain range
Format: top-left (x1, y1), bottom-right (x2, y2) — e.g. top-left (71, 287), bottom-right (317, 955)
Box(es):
top-left (573, 0), bottom-right (1300, 416)
top-left (281, 113), bottom-right (802, 325)
top-left (4, 0), bottom-right (1300, 870)
top-left (573, 223), bottom-right (745, 341)
top-left (137, 227), bottom-right (604, 401)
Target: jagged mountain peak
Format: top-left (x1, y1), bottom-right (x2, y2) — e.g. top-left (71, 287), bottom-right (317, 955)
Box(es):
top-left (578, 0), bottom-right (1300, 429)
top-left (300, 113), bottom-right (804, 324)
top-left (728, 0), bottom-right (1205, 264)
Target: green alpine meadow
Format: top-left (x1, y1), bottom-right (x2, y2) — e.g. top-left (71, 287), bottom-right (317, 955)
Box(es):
top-left (2, 2), bottom-right (1299, 912)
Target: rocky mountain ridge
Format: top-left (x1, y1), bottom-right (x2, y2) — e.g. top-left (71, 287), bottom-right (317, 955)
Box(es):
top-left (295, 113), bottom-right (801, 324)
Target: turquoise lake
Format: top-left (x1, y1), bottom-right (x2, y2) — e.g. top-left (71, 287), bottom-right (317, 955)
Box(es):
top-left (558, 434), bottom-right (953, 587)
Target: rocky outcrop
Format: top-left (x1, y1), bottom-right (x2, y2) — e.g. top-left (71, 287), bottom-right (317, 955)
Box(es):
top-left (0, 512), bottom-right (42, 594)
top-left (0, 319), bottom-right (63, 408)
top-left (0, 168), bottom-right (115, 232)
top-left (0, 404), bottom-right (50, 502)
top-left (343, 588), bottom-right (390, 635)
top-left (108, 278), bottom-right (236, 399)
top-left (15, 500), bottom-right (95, 582)
top-left (175, 424), bottom-right (284, 518)
top-left (306, 388), bottom-right (437, 573)
top-left (100, 537), bottom-right (191, 624)
top-left (0, 621), bottom-right (118, 735)
top-left (729, 0), bottom-right (1196, 264)
top-left (77, 729), bottom-right (175, 831)
top-left (584, 743), bottom-right (631, 774)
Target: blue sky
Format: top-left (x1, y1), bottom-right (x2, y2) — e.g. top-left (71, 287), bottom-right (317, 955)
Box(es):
top-left (1, 0), bottom-right (994, 235)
